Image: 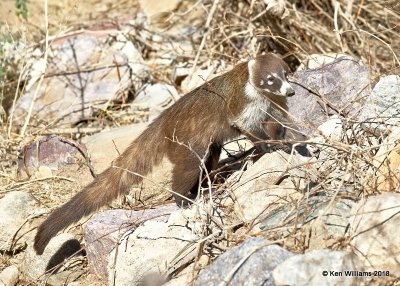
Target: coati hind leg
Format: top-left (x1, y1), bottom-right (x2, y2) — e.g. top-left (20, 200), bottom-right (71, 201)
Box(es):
top-left (170, 143), bottom-right (222, 206)
top-left (169, 145), bottom-right (202, 206)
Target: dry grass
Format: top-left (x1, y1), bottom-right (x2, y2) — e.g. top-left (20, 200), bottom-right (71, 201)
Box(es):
top-left (184, 0), bottom-right (399, 74)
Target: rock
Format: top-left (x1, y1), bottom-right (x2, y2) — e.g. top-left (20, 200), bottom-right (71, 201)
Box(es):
top-left (107, 206), bottom-right (205, 286)
top-left (315, 198), bottom-right (355, 236)
top-left (301, 196), bottom-right (355, 250)
top-left (350, 193), bottom-right (400, 272)
top-left (288, 57), bottom-right (370, 136)
top-left (66, 282), bottom-right (82, 286)
top-left (181, 67), bottom-right (218, 93)
top-left (307, 136), bottom-right (338, 174)
top-left (172, 65), bottom-right (191, 86)
top-left (360, 75), bottom-right (400, 129)
top-left (260, 195), bottom-right (355, 238)
top-left (0, 191), bottom-right (41, 251)
top-left (273, 250), bottom-right (361, 286)
top-left (229, 150), bottom-right (314, 222)
top-left (302, 195), bottom-right (354, 236)
top-left (164, 264), bottom-right (196, 286)
top-left (137, 0), bottom-right (204, 33)
top-left (263, 0), bottom-right (289, 19)
top-left (317, 115), bottom-right (343, 140)
top-left (82, 123), bottom-right (174, 203)
top-left (219, 137), bottom-right (254, 162)
top-left (35, 165), bottom-right (53, 178)
top-left (300, 53), bottom-right (351, 69)
top-left (0, 265), bottom-right (19, 286)
top-left (195, 238), bottom-right (293, 286)
top-left (302, 114), bottom-right (345, 175)
top-left (138, 0), bottom-right (180, 20)
top-left (133, 83), bottom-right (179, 120)
top-left (259, 204), bottom-right (293, 231)
top-left (12, 31), bottom-right (147, 127)
top-left (17, 135), bottom-right (85, 178)
top-left (235, 184), bottom-right (299, 224)
top-left (367, 126), bottom-right (400, 192)
top-left (82, 123), bottom-right (148, 173)
top-left (23, 233), bottom-right (84, 283)
top-left (45, 270), bottom-right (85, 286)
top-left (84, 204), bottom-right (179, 279)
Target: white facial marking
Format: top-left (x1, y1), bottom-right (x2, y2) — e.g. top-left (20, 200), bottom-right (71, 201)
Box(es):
top-left (266, 74), bottom-right (274, 86)
top-left (260, 79), bottom-right (264, 86)
top-left (271, 73), bottom-right (294, 96)
top-left (280, 80), bottom-right (294, 96)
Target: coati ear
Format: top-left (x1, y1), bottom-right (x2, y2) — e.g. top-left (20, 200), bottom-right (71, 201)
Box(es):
top-left (248, 59), bottom-right (256, 85)
top-left (248, 59), bottom-right (256, 72)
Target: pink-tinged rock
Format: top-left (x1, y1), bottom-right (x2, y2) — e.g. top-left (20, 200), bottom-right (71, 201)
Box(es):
top-left (17, 135), bottom-right (85, 177)
top-left (84, 204), bottom-right (178, 279)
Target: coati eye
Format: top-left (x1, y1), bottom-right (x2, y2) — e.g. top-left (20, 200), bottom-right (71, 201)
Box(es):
top-left (267, 75), bottom-right (274, 85)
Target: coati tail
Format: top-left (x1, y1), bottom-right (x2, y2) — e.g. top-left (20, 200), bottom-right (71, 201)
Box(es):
top-left (34, 126), bottom-right (164, 255)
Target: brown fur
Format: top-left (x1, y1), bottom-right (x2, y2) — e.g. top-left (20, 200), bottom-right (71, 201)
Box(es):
top-left (33, 53), bottom-right (293, 255)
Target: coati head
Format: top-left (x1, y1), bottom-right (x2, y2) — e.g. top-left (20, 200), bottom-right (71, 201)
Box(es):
top-left (248, 53), bottom-right (295, 97)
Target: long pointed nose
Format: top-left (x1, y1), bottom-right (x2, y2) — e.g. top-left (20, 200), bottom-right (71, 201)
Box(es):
top-left (286, 87), bottom-right (295, 97)
top-left (280, 81), bottom-right (295, 97)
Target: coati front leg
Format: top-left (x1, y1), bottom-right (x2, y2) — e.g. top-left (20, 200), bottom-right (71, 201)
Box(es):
top-left (232, 123), bottom-right (277, 156)
top-left (245, 127), bottom-right (273, 160)
top-left (263, 118), bottom-right (286, 141)
top-left (204, 143), bottom-right (223, 182)
top-left (253, 119), bottom-right (286, 152)
top-left (262, 118), bottom-right (309, 154)
top-left (232, 118), bottom-right (286, 162)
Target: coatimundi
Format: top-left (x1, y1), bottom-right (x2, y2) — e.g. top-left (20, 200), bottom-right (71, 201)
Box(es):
top-left (34, 53), bottom-right (295, 255)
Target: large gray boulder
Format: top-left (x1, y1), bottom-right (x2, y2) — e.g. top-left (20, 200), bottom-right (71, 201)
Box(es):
top-left (288, 57), bottom-right (370, 136)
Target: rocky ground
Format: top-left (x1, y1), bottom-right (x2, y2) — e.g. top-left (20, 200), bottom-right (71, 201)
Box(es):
top-left (1, 0), bottom-right (400, 286)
